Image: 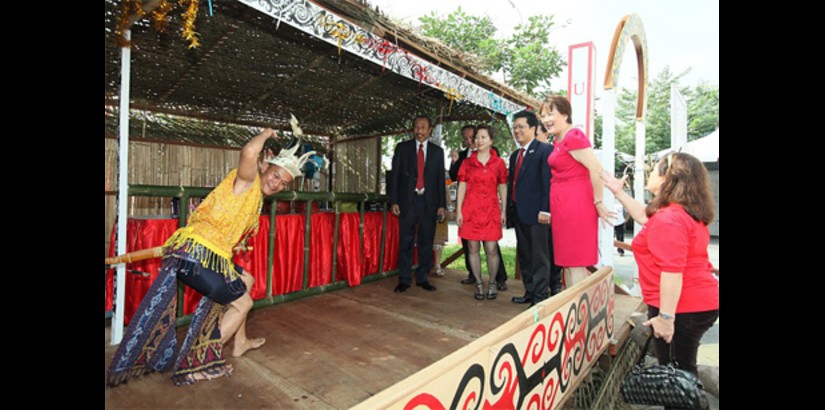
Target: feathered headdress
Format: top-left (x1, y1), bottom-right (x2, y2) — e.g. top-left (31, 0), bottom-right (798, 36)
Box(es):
top-left (266, 114), bottom-right (328, 178)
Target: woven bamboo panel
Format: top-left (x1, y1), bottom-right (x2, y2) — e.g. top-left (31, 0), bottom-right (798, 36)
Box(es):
top-left (334, 137), bottom-right (378, 193)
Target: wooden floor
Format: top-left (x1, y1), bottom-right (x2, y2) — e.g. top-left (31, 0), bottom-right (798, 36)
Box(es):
top-left (105, 270), bottom-right (643, 409)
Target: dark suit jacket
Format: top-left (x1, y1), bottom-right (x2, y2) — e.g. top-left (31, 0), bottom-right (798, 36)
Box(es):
top-left (389, 139), bottom-right (447, 215)
top-left (506, 139), bottom-right (551, 226)
top-left (449, 146), bottom-right (503, 182)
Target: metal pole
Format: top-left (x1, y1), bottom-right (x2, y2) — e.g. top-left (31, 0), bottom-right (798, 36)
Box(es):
top-left (267, 198), bottom-right (276, 297)
top-left (359, 200), bottom-right (365, 275)
top-left (112, 29), bottom-right (131, 346)
top-left (331, 201), bottom-right (340, 282)
top-left (302, 200), bottom-right (312, 289)
top-left (378, 202), bottom-right (387, 275)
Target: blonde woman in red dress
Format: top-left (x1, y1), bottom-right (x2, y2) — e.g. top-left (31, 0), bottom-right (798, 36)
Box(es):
top-left (456, 125), bottom-right (508, 300)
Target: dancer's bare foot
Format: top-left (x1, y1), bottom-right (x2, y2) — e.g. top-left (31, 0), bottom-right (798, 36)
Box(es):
top-left (232, 337), bottom-right (266, 357)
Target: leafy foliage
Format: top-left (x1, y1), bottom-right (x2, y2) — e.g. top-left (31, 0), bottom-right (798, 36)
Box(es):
top-left (611, 66), bottom-right (719, 157)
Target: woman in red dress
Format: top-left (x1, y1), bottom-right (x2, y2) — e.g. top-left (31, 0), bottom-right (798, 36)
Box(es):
top-left (540, 96), bottom-right (614, 288)
top-left (456, 125), bottom-right (508, 300)
top-left (602, 152), bottom-right (718, 377)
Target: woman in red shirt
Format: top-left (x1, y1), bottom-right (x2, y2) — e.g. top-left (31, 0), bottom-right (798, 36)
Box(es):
top-left (602, 152), bottom-right (718, 376)
top-left (456, 125), bottom-right (508, 300)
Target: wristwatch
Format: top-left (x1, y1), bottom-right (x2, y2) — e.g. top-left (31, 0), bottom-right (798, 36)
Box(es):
top-left (659, 312), bottom-right (675, 320)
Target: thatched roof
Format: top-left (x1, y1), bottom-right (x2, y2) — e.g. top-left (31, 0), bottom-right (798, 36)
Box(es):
top-left (104, 0), bottom-right (539, 146)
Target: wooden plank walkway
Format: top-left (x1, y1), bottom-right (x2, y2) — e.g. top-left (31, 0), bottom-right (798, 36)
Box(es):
top-left (105, 269), bottom-right (643, 409)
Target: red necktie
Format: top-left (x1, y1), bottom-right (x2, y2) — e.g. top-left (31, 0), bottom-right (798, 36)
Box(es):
top-left (416, 143), bottom-right (425, 191)
top-left (512, 148), bottom-right (524, 201)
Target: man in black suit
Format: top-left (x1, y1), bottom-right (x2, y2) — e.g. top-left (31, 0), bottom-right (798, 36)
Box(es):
top-left (507, 110), bottom-right (552, 306)
top-left (389, 115), bottom-right (446, 293)
top-left (536, 123), bottom-right (563, 295)
top-left (449, 124), bottom-right (508, 290)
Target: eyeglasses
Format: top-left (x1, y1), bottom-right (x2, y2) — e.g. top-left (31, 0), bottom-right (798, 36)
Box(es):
top-left (513, 124), bottom-right (531, 130)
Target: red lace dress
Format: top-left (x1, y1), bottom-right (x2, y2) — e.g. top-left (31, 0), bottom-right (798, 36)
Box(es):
top-left (457, 150), bottom-right (508, 241)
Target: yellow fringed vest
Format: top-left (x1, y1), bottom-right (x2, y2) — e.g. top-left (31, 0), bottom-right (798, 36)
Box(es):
top-left (163, 169), bottom-right (263, 279)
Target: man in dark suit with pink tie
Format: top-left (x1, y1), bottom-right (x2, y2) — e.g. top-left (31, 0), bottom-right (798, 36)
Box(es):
top-left (389, 115), bottom-right (447, 293)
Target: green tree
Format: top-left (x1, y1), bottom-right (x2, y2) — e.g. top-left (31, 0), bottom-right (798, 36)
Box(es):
top-left (611, 66), bottom-right (719, 157)
top-left (500, 16), bottom-right (565, 95)
top-left (419, 8), bottom-right (565, 100)
top-left (687, 82), bottom-right (719, 140)
top-left (419, 7), bottom-right (499, 70)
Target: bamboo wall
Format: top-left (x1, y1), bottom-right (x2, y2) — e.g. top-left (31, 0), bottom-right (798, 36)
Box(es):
top-left (333, 137), bottom-right (379, 193)
top-left (104, 138), bottom-right (329, 255)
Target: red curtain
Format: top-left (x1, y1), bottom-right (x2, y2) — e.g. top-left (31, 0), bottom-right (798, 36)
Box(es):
top-left (233, 216), bottom-right (271, 301)
top-left (383, 214), bottom-right (399, 272)
top-left (106, 212), bottom-right (399, 325)
top-left (335, 214), bottom-right (362, 285)
top-left (105, 218), bottom-right (178, 325)
top-left (309, 213), bottom-right (335, 287)
top-left (271, 214), bottom-right (305, 295)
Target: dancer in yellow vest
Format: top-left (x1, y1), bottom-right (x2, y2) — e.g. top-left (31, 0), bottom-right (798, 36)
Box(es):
top-left (107, 127), bottom-right (319, 386)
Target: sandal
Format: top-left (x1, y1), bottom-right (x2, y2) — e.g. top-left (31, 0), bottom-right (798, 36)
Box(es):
top-left (474, 283), bottom-right (484, 300)
top-left (487, 281), bottom-right (497, 300)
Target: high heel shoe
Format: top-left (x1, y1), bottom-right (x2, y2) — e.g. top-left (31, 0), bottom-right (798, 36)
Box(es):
top-left (487, 281), bottom-right (497, 300)
top-left (474, 283), bottom-right (484, 300)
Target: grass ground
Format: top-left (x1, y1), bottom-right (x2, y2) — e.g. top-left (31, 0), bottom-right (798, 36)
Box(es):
top-left (441, 244), bottom-right (517, 279)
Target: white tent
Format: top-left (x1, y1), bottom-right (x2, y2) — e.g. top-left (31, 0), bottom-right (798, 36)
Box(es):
top-left (617, 128), bottom-right (720, 164)
top-left (656, 128), bottom-right (719, 162)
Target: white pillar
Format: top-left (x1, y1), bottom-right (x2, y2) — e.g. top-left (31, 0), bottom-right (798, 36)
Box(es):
top-left (112, 29), bottom-right (131, 346)
top-left (597, 90), bottom-right (617, 269)
top-left (670, 84), bottom-right (688, 151)
top-left (594, 150), bottom-right (614, 269)
top-left (633, 120), bottom-right (646, 236)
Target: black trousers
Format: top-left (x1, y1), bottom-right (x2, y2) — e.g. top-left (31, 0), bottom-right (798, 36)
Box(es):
top-left (397, 195), bottom-right (436, 286)
top-left (647, 306), bottom-right (719, 376)
top-left (615, 224), bottom-right (625, 254)
top-left (463, 239), bottom-right (508, 283)
top-left (547, 223), bottom-right (562, 292)
top-left (513, 211), bottom-right (550, 302)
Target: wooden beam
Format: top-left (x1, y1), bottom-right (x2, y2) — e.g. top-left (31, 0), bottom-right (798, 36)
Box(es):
top-left (110, 101), bottom-right (332, 137)
top-left (440, 247), bottom-right (464, 268)
top-left (104, 131), bottom-right (243, 151)
top-left (331, 128), bottom-right (408, 145)
top-left (158, 23), bottom-right (240, 101)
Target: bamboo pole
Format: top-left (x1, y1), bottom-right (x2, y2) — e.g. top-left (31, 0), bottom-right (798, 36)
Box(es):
top-left (378, 202), bottom-right (387, 275)
top-left (331, 201), bottom-right (341, 282)
top-left (359, 200), bottom-right (365, 275)
top-left (302, 200), bottom-right (312, 289)
top-left (267, 198), bottom-right (277, 297)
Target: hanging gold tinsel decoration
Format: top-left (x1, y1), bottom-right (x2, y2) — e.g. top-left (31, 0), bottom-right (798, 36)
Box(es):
top-left (114, 0), bottom-right (202, 49)
top-left (115, 0), bottom-right (132, 48)
top-left (151, 0), bottom-right (175, 32)
top-left (115, 0), bottom-right (146, 47)
top-left (179, 0), bottom-right (201, 49)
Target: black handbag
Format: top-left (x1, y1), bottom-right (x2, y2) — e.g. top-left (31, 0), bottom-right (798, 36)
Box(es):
top-left (621, 334), bottom-right (709, 409)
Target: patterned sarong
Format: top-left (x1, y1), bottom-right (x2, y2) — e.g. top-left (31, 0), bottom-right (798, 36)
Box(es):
top-left (106, 253), bottom-right (231, 387)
